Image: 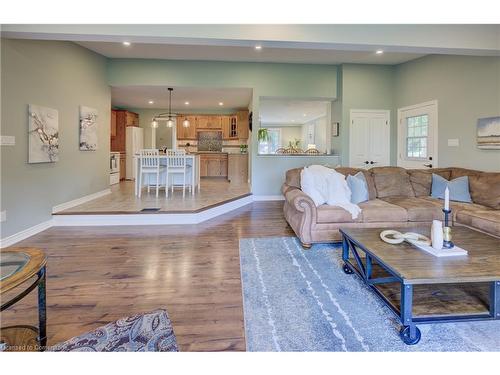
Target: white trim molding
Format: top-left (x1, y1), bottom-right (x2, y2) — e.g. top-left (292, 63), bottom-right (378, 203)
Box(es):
top-left (0, 219), bottom-right (54, 248)
top-left (52, 189), bottom-right (111, 213)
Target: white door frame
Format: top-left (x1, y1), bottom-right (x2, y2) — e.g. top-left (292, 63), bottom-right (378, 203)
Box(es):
top-left (349, 109), bottom-right (391, 168)
top-left (397, 100), bottom-right (438, 168)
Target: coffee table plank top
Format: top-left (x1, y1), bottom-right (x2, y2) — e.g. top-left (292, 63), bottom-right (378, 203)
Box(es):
top-left (340, 226), bottom-right (500, 284)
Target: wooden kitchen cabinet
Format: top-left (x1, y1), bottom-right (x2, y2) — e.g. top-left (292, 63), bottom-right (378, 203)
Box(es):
top-left (176, 115), bottom-right (197, 140)
top-left (221, 116), bottom-right (231, 139)
top-left (199, 153), bottom-right (228, 177)
top-left (125, 111), bottom-right (139, 126)
top-left (197, 115), bottom-right (221, 129)
top-left (196, 116), bottom-right (208, 129)
top-left (237, 110), bottom-right (249, 139)
top-left (110, 110), bottom-right (117, 137)
top-left (228, 154), bottom-right (248, 184)
top-left (230, 116), bottom-right (238, 138)
top-left (112, 110), bottom-right (139, 152)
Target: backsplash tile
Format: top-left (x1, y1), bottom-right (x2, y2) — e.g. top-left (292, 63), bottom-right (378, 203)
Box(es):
top-left (198, 131), bottom-right (222, 151)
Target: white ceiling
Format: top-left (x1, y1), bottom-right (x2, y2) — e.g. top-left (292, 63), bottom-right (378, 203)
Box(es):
top-left (260, 99), bottom-right (330, 125)
top-left (111, 86), bottom-right (252, 110)
top-left (77, 41), bottom-right (425, 65)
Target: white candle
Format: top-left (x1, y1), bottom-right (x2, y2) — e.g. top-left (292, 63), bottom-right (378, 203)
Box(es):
top-left (444, 186), bottom-right (450, 211)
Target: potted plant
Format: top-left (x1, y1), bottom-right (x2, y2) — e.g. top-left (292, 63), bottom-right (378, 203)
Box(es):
top-left (257, 128), bottom-right (270, 142)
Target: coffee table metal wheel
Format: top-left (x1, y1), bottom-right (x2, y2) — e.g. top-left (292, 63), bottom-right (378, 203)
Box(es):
top-left (400, 326), bottom-right (421, 345)
top-left (342, 264), bottom-right (354, 274)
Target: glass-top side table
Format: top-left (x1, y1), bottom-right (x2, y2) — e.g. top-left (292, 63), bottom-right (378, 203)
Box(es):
top-left (0, 248), bottom-right (47, 351)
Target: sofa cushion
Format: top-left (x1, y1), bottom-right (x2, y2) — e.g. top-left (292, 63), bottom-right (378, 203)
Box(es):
top-left (419, 196), bottom-right (491, 220)
top-left (407, 168), bottom-right (451, 197)
top-left (469, 172), bottom-right (500, 210)
top-left (449, 167), bottom-right (482, 180)
top-left (370, 167), bottom-right (415, 198)
top-left (346, 172), bottom-right (369, 204)
top-left (431, 174), bottom-right (472, 203)
top-left (456, 210), bottom-right (500, 238)
top-left (335, 167), bottom-right (377, 200)
top-left (358, 199), bottom-right (408, 222)
top-left (381, 196), bottom-right (444, 222)
top-left (317, 204), bottom-right (362, 223)
top-left (285, 168), bottom-right (302, 190)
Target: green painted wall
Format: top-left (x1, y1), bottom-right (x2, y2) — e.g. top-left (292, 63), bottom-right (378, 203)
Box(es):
top-left (338, 64), bottom-right (396, 165)
top-left (1, 39), bottom-right (111, 238)
top-left (108, 59), bottom-right (338, 195)
top-left (395, 55), bottom-right (500, 171)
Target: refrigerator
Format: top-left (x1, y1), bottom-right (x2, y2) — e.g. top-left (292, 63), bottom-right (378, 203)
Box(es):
top-left (126, 126), bottom-right (144, 180)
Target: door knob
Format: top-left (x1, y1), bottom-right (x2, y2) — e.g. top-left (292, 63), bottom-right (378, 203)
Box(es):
top-left (370, 161), bottom-right (378, 164)
top-left (424, 163), bottom-right (433, 168)
top-left (364, 161), bottom-right (369, 164)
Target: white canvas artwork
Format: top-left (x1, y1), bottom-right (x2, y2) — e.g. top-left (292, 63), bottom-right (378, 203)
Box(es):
top-left (79, 106), bottom-right (98, 151)
top-left (477, 116), bottom-right (500, 149)
top-left (28, 104), bottom-right (59, 163)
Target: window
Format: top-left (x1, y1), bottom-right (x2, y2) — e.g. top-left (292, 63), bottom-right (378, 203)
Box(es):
top-left (405, 114), bottom-right (428, 159)
top-left (258, 128), bottom-right (281, 154)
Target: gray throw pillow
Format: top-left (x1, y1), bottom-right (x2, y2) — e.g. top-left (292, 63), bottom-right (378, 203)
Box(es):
top-left (346, 172), bottom-right (369, 204)
top-left (431, 173), bottom-right (472, 203)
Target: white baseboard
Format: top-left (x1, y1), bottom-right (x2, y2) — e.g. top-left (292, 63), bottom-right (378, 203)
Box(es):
top-left (52, 195), bottom-right (254, 226)
top-left (0, 219), bottom-right (54, 248)
top-left (52, 189), bottom-right (111, 213)
top-left (253, 195), bottom-right (285, 201)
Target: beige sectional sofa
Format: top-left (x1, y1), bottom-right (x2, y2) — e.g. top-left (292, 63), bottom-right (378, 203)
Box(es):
top-left (282, 166), bottom-right (500, 248)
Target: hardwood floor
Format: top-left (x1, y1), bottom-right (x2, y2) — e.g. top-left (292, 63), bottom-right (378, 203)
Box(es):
top-left (57, 179), bottom-right (251, 214)
top-left (0, 202), bottom-right (294, 351)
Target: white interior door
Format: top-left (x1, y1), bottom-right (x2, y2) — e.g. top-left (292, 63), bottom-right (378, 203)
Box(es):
top-left (350, 110), bottom-right (390, 168)
top-left (397, 100), bottom-right (438, 169)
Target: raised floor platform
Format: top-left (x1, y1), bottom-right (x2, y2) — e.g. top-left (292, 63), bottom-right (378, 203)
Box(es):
top-left (52, 179), bottom-right (254, 226)
top-left (55, 179), bottom-right (252, 215)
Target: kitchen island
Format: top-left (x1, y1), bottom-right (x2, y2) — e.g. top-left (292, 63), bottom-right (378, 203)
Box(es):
top-left (133, 153), bottom-right (200, 196)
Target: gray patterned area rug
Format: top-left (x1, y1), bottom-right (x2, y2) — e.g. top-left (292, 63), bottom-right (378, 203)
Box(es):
top-left (239, 237), bottom-right (500, 352)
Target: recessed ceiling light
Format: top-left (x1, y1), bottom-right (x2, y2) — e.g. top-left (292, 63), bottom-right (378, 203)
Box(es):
top-left (184, 101), bottom-right (190, 105)
top-left (255, 45), bottom-right (262, 50)
top-left (148, 100), bottom-right (154, 104)
top-left (291, 120), bottom-right (295, 122)
top-left (376, 50), bottom-right (384, 55)
top-left (122, 41), bottom-right (131, 46)
top-left (303, 113), bottom-right (307, 117)
top-left (218, 102), bottom-right (224, 106)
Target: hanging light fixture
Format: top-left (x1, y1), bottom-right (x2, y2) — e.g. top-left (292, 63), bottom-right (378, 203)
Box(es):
top-left (151, 87), bottom-right (179, 128)
top-left (182, 118), bottom-right (190, 128)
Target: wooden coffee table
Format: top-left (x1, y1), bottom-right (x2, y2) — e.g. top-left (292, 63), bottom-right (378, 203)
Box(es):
top-left (339, 226), bottom-right (500, 345)
top-left (0, 248), bottom-right (47, 351)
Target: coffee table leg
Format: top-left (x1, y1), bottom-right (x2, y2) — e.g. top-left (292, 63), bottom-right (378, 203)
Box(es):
top-left (37, 266), bottom-right (47, 351)
top-left (400, 283), bottom-right (421, 345)
top-left (341, 236), bottom-right (354, 274)
top-left (491, 281), bottom-right (500, 319)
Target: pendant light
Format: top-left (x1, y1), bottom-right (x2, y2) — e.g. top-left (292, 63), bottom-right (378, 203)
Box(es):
top-left (166, 88), bottom-right (174, 128)
top-left (151, 87), bottom-right (183, 128)
top-left (182, 118), bottom-right (190, 128)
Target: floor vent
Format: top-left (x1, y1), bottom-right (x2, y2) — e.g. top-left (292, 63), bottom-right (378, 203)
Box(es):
top-left (141, 208), bottom-right (161, 212)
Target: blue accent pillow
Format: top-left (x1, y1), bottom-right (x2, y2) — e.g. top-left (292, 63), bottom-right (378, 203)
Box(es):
top-left (347, 172), bottom-right (369, 204)
top-left (431, 174), bottom-right (472, 203)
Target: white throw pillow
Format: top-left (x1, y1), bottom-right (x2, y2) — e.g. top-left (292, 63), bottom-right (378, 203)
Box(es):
top-left (300, 167), bottom-right (326, 206)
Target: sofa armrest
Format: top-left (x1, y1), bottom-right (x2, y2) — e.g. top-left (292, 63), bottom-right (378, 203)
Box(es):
top-left (283, 187), bottom-right (317, 246)
top-left (285, 188), bottom-right (316, 214)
